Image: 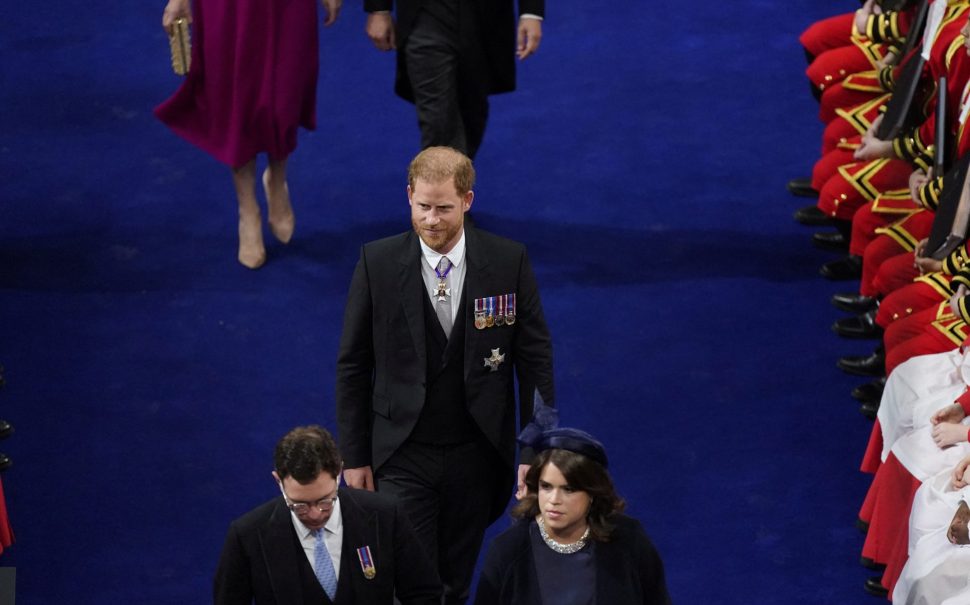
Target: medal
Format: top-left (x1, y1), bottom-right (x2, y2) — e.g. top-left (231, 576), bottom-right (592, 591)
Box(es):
top-left (357, 545), bottom-right (376, 580)
top-left (433, 281), bottom-right (451, 302)
top-left (494, 294), bottom-right (506, 326)
top-left (483, 348), bottom-right (505, 372)
top-left (505, 292), bottom-right (516, 325)
top-left (474, 298), bottom-right (487, 330)
top-left (433, 257), bottom-right (453, 302)
top-left (485, 297), bottom-right (495, 327)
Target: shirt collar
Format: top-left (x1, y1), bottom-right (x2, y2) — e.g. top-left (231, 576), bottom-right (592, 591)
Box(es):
top-left (419, 230), bottom-right (466, 272)
top-left (289, 496), bottom-right (343, 540)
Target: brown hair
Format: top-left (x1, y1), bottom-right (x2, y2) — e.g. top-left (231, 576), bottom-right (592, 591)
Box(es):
top-left (273, 425), bottom-right (342, 484)
top-left (511, 448), bottom-right (626, 542)
top-left (407, 146), bottom-right (475, 195)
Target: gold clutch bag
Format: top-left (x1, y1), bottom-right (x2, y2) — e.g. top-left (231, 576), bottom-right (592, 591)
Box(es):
top-left (168, 17), bottom-right (191, 76)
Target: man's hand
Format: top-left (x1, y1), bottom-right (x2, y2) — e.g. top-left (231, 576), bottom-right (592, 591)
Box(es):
top-left (515, 463), bottom-right (531, 500)
top-left (933, 403), bottom-right (968, 426)
top-left (948, 501), bottom-right (970, 544)
top-left (854, 115), bottom-right (893, 160)
top-left (516, 18), bottom-right (542, 60)
top-left (952, 455), bottom-right (970, 488)
top-left (932, 422), bottom-right (969, 448)
top-left (915, 255), bottom-right (943, 275)
top-left (162, 0), bottom-right (192, 35)
top-left (952, 284), bottom-right (970, 316)
top-left (914, 237), bottom-right (942, 275)
top-left (366, 12), bottom-right (396, 51)
top-left (909, 168), bottom-right (930, 203)
top-left (855, 0), bottom-right (881, 35)
top-left (876, 50), bottom-right (898, 70)
top-left (343, 466), bottom-right (375, 490)
top-left (321, 0), bottom-right (342, 27)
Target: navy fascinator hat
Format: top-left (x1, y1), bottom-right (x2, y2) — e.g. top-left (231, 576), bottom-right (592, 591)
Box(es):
top-left (517, 392), bottom-right (609, 468)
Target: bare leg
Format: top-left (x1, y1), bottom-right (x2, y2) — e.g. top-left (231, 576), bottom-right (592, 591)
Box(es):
top-left (231, 159), bottom-right (266, 269)
top-left (263, 157), bottom-right (295, 244)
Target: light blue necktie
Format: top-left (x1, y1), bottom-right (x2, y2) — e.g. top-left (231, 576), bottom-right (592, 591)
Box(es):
top-left (313, 529), bottom-right (338, 600)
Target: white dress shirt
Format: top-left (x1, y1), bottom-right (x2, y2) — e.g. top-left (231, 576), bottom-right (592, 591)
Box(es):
top-left (290, 498), bottom-right (343, 578)
top-left (419, 230), bottom-right (467, 325)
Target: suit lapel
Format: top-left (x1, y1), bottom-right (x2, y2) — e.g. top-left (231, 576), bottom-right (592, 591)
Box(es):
top-left (336, 488), bottom-right (378, 603)
top-left (463, 227), bottom-right (490, 379)
top-left (259, 499), bottom-right (307, 605)
top-left (398, 233), bottom-right (428, 371)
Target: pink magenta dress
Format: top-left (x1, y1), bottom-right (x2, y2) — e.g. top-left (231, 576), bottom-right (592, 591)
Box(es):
top-left (155, 0), bottom-right (318, 168)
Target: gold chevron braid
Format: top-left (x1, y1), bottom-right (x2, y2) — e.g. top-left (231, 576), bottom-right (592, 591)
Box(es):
top-left (931, 317), bottom-right (968, 346)
top-left (915, 272), bottom-right (954, 298)
top-left (835, 94), bottom-right (890, 134)
top-left (840, 158), bottom-right (892, 201)
top-left (874, 218), bottom-right (922, 250)
top-left (168, 18), bottom-right (191, 76)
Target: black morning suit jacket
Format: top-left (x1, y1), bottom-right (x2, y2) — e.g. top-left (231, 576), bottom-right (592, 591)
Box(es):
top-left (474, 516), bottom-right (672, 605)
top-left (361, 0), bottom-right (545, 102)
top-left (335, 226), bottom-right (554, 520)
top-left (212, 487), bottom-right (441, 605)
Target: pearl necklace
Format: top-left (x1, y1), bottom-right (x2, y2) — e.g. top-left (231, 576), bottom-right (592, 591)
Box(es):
top-left (536, 515), bottom-right (590, 554)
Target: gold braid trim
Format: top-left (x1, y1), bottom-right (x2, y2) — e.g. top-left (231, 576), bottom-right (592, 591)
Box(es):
top-left (944, 245), bottom-right (970, 274)
top-left (914, 272), bottom-right (954, 298)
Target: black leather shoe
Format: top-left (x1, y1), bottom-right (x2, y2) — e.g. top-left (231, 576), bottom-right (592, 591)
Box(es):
top-left (820, 254), bottom-right (863, 280)
top-left (812, 231), bottom-right (849, 252)
top-left (787, 178), bottom-right (818, 198)
top-left (860, 400), bottom-right (879, 420)
top-left (794, 205), bottom-right (834, 226)
top-left (0, 454), bottom-right (12, 472)
top-left (832, 292), bottom-right (878, 314)
top-left (0, 421), bottom-right (14, 440)
top-left (837, 350), bottom-right (886, 377)
top-left (864, 576), bottom-right (888, 597)
top-left (832, 309), bottom-right (882, 339)
top-left (852, 378), bottom-right (887, 403)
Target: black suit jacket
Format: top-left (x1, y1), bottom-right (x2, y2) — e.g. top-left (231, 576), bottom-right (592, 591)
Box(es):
top-left (336, 227), bottom-right (554, 512)
top-left (213, 487), bottom-right (441, 605)
top-left (474, 516), bottom-right (671, 605)
top-left (362, 0), bottom-right (545, 102)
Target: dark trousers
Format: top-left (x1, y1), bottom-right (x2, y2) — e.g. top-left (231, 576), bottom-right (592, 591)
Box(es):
top-left (376, 438), bottom-right (503, 605)
top-left (404, 10), bottom-right (490, 159)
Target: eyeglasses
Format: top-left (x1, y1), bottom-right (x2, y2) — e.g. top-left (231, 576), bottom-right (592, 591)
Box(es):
top-left (278, 484), bottom-right (338, 516)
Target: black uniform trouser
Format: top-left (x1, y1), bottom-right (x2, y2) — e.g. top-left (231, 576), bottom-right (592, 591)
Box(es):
top-left (376, 438), bottom-right (504, 605)
top-left (403, 8), bottom-right (490, 159)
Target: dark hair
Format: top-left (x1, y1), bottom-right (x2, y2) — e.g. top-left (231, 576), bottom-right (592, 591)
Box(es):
top-left (511, 448), bottom-right (626, 542)
top-left (274, 425), bottom-right (342, 484)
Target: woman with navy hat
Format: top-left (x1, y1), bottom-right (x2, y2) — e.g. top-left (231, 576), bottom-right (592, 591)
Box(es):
top-left (474, 403), bottom-right (670, 605)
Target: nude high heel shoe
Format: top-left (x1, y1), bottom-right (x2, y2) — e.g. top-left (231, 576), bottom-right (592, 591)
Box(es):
top-left (262, 169), bottom-right (295, 244)
top-left (238, 209), bottom-right (266, 269)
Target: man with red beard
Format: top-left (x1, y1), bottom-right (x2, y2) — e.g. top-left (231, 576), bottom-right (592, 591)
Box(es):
top-left (335, 146), bottom-right (555, 604)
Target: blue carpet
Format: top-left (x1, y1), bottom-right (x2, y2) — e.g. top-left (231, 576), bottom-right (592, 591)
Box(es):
top-left (1, 0), bottom-right (885, 603)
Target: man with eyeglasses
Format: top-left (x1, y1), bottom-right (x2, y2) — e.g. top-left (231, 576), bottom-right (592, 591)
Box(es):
top-left (213, 425), bottom-right (441, 604)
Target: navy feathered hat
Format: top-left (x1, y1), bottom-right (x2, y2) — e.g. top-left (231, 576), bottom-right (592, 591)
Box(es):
top-left (517, 391), bottom-right (609, 468)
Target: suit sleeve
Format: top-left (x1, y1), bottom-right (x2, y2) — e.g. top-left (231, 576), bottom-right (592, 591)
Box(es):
top-left (336, 248), bottom-right (377, 468)
top-left (391, 501), bottom-right (443, 604)
top-left (518, 0), bottom-right (544, 18)
top-left (212, 523), bottom-right (253, 605)
top-left (513, 248), bottom-right (554, 463)
top-left (363, 0), bottom-right (392, 13)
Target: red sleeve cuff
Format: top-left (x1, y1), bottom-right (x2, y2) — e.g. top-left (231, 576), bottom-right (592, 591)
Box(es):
top-left (957, 389), bottom-right (970, 416)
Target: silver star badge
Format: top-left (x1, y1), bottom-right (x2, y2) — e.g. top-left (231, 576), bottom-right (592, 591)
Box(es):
top-left (483, 348), bottom-right (505, 372)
